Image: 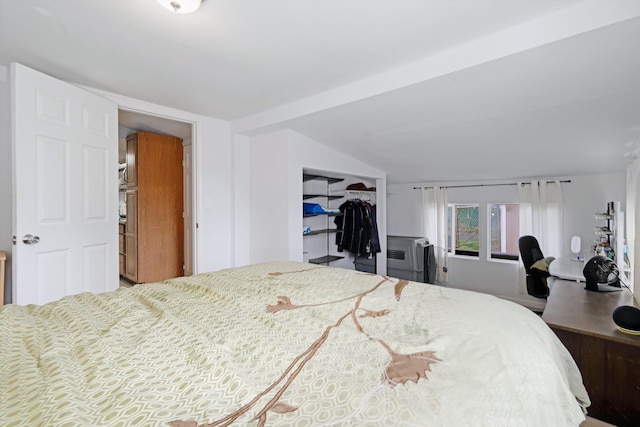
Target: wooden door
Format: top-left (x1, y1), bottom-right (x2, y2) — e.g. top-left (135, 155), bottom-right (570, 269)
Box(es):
top-left (135, 132), bottom-right (184, 283)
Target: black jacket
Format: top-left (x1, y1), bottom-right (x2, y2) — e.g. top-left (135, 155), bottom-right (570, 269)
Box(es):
top-left (334, 200), bottom-right (381, 258)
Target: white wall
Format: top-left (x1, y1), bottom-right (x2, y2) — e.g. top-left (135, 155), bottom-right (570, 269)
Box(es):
top-left (387, 172), bottom-right (626, 309)
top-left (87, 89), bottom-right (235, 275)
top-left (232, 134), bottom-right (251, 267)
top-left (0, 66), bottom-right (11, 304)
top-left (563, 172), bottom-right (626, 259)
top-left (238, 129), bottom-right (388, 273)
top-left (87, 89), bottom-right (236, 275)
top-left (196, 116), bottom-right (234, 273)
top-left (247, 131), bottom-right (291, 263)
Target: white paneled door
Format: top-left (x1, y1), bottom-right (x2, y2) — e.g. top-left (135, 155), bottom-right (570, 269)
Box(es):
top-left (12, 63), bottom-right (118, 305)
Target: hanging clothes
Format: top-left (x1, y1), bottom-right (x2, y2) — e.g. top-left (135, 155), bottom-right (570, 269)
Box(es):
top-left (334, 199), bottom-right (381, 258)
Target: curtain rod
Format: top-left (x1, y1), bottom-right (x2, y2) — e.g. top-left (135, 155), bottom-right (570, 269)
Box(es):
top-left (413, 180), bottom-right (571, 190)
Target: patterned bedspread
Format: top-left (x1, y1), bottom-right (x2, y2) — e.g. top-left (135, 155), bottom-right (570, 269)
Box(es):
top-left (0, 261), bottom-right (589, 426)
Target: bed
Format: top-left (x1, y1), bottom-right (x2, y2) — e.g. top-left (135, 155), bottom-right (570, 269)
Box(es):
top-left (0, 261), bottom-right (590, 426)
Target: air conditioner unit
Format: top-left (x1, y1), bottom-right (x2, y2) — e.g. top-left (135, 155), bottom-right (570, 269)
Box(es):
top-left (387, 235), bottom-right (436, 283)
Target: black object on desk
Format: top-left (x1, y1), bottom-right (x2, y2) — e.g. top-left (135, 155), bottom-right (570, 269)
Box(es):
top-left (583, 256), bottom-right (621, 292)
top-left (613, 305), bottom-right (640, 335)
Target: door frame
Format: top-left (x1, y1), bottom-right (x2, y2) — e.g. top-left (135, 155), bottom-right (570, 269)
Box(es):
top-left (90, 89), bottom-right (201, 276)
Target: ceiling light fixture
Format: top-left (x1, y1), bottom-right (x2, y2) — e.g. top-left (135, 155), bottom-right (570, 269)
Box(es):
top-left (156, 0), bottom-right (203, 14)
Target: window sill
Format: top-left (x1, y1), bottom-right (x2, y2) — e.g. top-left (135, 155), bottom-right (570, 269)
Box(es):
top-left (488, 257), bottom-right (519, 265)
top-left (448, 254), bottom-right (479, 261)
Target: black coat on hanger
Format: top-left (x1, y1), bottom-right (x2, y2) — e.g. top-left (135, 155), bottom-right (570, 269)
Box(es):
top-left (334, 199), bottom-right (380, 258)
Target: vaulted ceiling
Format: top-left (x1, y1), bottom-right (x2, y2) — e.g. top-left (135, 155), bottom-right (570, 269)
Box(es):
top-left (1, 0), bottom-right (639, 183)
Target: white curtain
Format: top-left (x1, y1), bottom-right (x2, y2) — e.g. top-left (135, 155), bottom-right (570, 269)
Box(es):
top-left (518, 180), bottom-right (564, 293)
top-left (422, 187), bottom-right (448, 283)
top-left (626, 159), bottom-right (639, 294)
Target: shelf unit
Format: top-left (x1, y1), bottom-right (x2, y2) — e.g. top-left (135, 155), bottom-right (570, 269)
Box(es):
top-left (610, 202), bottom-right (632, 286)
top-left (594, 201), bottom-right (633, 286)
top-left (303, 173), bottom-right (345, 265)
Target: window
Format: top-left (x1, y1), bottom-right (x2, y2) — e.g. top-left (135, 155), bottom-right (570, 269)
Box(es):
top-left (447, 203), bottom-right (520, 260)
top-left (489, 204), bottom-right (519, 260)
top-left (448, 204), bottom-right (479, 256)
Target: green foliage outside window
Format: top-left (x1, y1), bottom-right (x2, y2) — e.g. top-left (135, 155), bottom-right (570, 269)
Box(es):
top-left (447, 203), bottom-right (518, 260)
top-left (455, 205), bottom-right (479, 251)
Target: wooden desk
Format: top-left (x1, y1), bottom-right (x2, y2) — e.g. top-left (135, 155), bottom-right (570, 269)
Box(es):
top-left (542, 280), bottom-right (640, 426)
top-left (549, 257), bottom-right (586, 282)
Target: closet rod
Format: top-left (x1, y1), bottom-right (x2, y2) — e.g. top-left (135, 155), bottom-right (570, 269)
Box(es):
top-left (413, 180), bottom-right (571, 190)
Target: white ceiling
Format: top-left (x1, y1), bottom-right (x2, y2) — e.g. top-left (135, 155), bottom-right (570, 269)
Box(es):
top-left (1, 0), bottom-right (639, 183)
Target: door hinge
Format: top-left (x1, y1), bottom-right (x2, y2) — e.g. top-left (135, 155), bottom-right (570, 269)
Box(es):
top-left (12, 235), bottom-right (16, 245)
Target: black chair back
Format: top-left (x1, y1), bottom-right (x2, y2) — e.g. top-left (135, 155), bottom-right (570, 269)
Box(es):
top-left (518, 235), bottom-right (549, 298)
top-left (519, 235), bottom-right (544, 274)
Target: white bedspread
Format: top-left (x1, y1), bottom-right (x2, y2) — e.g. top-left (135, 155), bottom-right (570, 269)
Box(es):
top-left (0, 261), bottom-right (589, 426)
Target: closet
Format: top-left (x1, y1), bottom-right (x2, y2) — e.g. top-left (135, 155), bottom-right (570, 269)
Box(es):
top-left (120, 131), bottom-right (184, 283)
top-left (303, 173), bottom-right (344, 265)
top-left (302, 170), bottom-right (379, 272)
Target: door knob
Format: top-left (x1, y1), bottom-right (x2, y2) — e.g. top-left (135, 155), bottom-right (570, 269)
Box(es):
top-left (22, 234), bottom-right (40, 245)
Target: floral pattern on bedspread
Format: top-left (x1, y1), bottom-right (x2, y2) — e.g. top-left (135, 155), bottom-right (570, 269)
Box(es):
top-left (170, 272), bottom-right (439, 427)
top-left (0, 261), bottom-right (589, 426)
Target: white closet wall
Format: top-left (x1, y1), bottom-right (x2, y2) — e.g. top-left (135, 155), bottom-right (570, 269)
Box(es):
top-left (244, 129), bottom-right (387, 274)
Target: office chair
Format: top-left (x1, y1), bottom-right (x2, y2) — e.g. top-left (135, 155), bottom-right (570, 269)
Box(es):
top-left (518, 235), bottom-right (549, 298)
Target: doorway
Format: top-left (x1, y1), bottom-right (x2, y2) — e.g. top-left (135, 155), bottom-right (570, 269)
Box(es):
top-left (117, 109), bottom-right (195, 283)
top-left (6, 63), bottom-right (201, 304)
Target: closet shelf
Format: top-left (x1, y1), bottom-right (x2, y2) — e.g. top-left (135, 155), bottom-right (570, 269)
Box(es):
top-left (335, 190), bottom-right (376, 196)
top-left (304, 212), bottom-right (342, 218)
top-left (303, 174), bottom-right (344, 184)
top-left (304, 228), bottom-right (339, 236)
top-left (309, 255), bottom-right (344, 264)
top-left (303, 194), bottom-right (344, 200)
